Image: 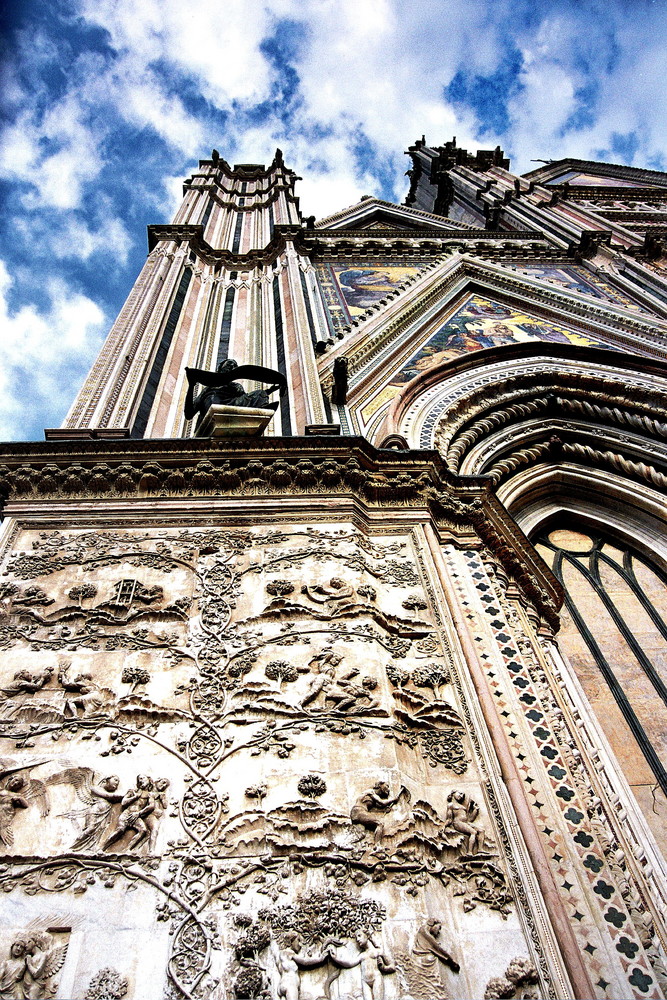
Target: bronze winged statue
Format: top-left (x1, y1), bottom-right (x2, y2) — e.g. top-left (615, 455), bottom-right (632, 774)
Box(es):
top-left (184, 358), bottom-right (287, 425)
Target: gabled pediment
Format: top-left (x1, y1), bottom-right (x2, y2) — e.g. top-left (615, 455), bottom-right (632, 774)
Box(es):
top-left (315, 196), bottom-right (470, 233)
top-left (522, 158), bottom-right (667, 190)
top-left (317, 253), bottom-right (667, 433)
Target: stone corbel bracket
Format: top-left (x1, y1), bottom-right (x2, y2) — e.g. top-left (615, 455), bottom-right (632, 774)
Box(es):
top-left (0, 436), bottom-right (562, 628)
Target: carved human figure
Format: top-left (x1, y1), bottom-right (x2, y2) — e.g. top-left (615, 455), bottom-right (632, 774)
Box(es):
top-left (413, 919), bottom-right (459, 975)
top-left (301, 578), bottom-right (357, 616)
top-left (0, 931), bottom-right (68, 1000)
top-left (146, 777), bottom-right (170, 852)
top-left (324, 668), bottom-right (377, 713)
top-left (299, 650), bottom-right (341, 710)
top-left (350, 781), bottom-right (411, 842)
top-left (0, 775), bottom-right (30, 847)
top-left (1, 666), bottom-right (53, 697)
top-left (271, 932), bottom-right (331, 1000)
top-left (102, 774), bottom-right (155, 852)
top-left (0, 937), bottom-right (28, 997)
top-left (57, 666), bottom-right (105, 718)
top-left (444, 790), bottom-right (486, 854)
top-left (329, 931), bottom-right (395, 1000)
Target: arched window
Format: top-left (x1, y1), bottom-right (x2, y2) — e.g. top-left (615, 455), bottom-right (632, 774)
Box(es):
top-left (535, 523), bottom-right (667, 853)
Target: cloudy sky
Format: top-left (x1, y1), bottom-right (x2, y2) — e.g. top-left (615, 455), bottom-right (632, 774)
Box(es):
top-left (1, 0), bottom-right (666, 440)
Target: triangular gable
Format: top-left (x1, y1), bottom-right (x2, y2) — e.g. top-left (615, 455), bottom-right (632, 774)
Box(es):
top-left (315, 196), bottom-right (468, 232)
top-left (392, 293), bottom-right (620, 386)
top-left (317, 253), bottom-right (667, 430)
top-left (357, 292), bottom-right (624, 423)
top-left (522, 158), bottom-right (667, 190)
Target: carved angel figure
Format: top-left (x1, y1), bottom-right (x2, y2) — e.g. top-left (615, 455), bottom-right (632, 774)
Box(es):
top-left (0, 758), bottom-right (49, 847)
top-left (0, 930), bottom-right (68, 1000)
top-left (46, 767), bottom-right (123, 851)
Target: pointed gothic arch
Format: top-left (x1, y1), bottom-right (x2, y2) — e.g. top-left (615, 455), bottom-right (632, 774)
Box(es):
top-left (375, 338), bottom-right (667, 855)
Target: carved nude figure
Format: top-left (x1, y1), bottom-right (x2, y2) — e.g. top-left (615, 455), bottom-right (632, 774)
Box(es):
top-left (325, 668), bottom-right (377, 713)
top-left (444, 790), bottom-right (486, 854)
top-left (301, 577), bottom-right (357, 615)
top-left (102, 774), bottom-right (155, 852)
top-left (146, 777), bottom-right (170, 852)
top-left (271, 932), bottom-right (331, 1000)
top-left (350, 781), bottom-right (411, 842)
top-left (329, 931), bottom-right (395, 1000)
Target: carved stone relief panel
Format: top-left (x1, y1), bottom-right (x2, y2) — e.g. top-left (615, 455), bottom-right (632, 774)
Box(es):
top-left (0, 880), bottom-right (167, 1000)
top-left (0, 523), bottom-right (556, 999)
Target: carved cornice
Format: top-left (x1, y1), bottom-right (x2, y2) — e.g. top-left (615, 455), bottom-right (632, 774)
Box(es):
top-left (300, 229), bottom-right (548, 261)
top-left (146, 224), bottom-right (303, 269)
top-left (146, 224), bottom-right (554, 272)
top-left (184, 176), bottom-right (300, 212)
top-left (0, 436), bottom-right (562, 626)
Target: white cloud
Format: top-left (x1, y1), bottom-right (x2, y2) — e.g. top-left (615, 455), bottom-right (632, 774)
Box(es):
top-left (10, 206), bottom-right (132, 266)
top-left (0, 92), bottom-right (102, 210)
top-left (77, 0), bottom-right (289, 110)
top-left (505, 5), bottom-right (667, 172)
top-left (2, 0), bottom-right (667, 445)
top-left (0, 261), bottom-right (107, 440)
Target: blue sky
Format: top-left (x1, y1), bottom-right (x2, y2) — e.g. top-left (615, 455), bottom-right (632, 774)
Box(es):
top-left (1, 0), bottom-right (666, 440)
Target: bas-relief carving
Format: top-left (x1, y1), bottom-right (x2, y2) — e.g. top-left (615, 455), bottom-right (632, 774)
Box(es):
top-left (0, 928), bottom-right (69, 1000)
top-left (85, 968), bottom-right (129, 1000)
top-left (0, 755), bottom-right (171, 857)
top-left (0, 525), bottom-right (547, 1000)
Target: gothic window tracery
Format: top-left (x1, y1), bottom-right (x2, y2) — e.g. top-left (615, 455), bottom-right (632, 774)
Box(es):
top-left (535, 523), bottom-right (667, 850)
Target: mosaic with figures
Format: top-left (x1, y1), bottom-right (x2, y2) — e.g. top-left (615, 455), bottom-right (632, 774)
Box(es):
top-left (504, 263), bottom-right (646, 312)
top-left (316, 261), bottom-right (423, 334)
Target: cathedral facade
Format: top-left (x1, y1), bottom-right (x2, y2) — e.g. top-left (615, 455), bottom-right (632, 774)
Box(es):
top-left (0, 139), bottom-right (666, 999)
